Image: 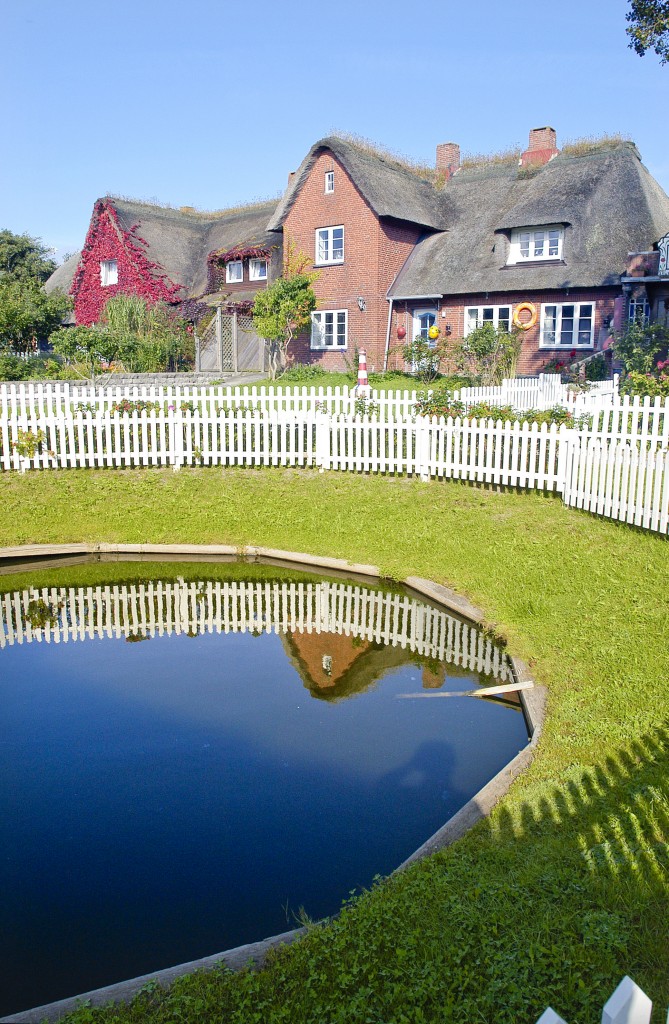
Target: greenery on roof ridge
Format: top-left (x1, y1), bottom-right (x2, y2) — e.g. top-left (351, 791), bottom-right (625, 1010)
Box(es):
top-left (459, 148), bottom-right (522, 172)
top-left (104, 194), bottom-right (281, 219)
top-left (329, 132), bottom-right (439, 183)
top-left (559, 133), bottom-right (635, 157)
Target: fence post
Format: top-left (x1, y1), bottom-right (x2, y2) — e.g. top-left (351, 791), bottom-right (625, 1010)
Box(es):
top-left (169, 406), bottom-right (183, 472)
top-left (216, 304), bottom-right (223, 372)
top-left (555, 425), bottom-right (576, 495)
top-left (416, 415), bottom-right (431, 482)
top-left (315, 409), bottom-right (331, 472)
top-left (232, 311), bottom-right (239, 374)
top-left (602, 977), bottom-right (652, 1024)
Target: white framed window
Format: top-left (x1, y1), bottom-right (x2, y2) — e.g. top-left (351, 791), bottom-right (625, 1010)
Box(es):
top-left (100, 260), bottom-right (118, 286)
top-left (413, 309), bottom-right (438, 347)
top-left (324, 171), bottom-right (335, 194)
top-left (249, 259), bottom-right (268, 281)
top-left (628, 296), bottom-right (651, 325)
top-left (508, 226), bottom-right (563, 264)
top-left (311, 309), bottom-right (348, 349)
top-left (465, 305), bottom-right (512, 335)
top-left (226, 261), bottom-right (243, 283)
top-left (540, 302), bottom-right (595, 348)
top-left (315, 226), bottom-right (344, 265)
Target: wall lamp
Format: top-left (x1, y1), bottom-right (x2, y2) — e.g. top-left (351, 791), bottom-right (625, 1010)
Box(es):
top-left (357, 296), bottom-right (366, 312)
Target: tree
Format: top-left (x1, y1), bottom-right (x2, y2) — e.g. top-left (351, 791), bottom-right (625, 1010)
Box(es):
top-left (252, 247), bottom-right (318, 379)
top-left (0, 229), bottom-right (58, 284)
top-left (626, 0), bottom-right (669, 62)
top-left (0, 279), bottom-right (71, 352)
top-left (50, 325), bottom-right (119, 382)
top-left (456, 322), bottom-right (522, 385)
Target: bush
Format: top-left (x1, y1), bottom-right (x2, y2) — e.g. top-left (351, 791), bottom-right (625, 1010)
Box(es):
top-left (0, 354), bottom-right (66, 381)
top-left (414, 389), bottom-right (586, 426)
top-left (613, 320), bottom-right (669, 375)
top-left (620, 368), bottom-right (669, 399)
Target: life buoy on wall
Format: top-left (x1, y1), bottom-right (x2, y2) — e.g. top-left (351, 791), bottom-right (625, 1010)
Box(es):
top-left (513, 302), bottom-right (538, 330)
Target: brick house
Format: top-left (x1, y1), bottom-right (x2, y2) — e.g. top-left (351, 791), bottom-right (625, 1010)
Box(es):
top-left (47, 127), bottom-right (669, 375)
top-left (46, 197), bottom-right (281, 325)
top-left (269, 129), bottom-right (669, 374)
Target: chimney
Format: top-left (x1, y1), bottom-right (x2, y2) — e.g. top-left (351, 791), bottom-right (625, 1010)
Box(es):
top-left (288, 171), bottom-right (296, 187)
top-left (520, 126), bottom-right (559, 168)
top-left (436, 142), bottom-right (460, 179)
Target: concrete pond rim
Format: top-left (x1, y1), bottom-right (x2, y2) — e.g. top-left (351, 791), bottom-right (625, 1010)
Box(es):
top-left (0, 542), bottom-right (547, 1024)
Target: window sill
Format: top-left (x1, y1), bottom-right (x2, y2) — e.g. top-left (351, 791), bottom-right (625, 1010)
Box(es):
top-left (503, 259), bottom-right (566, 269)
top-left (310, 346), bottom-right (347, 352)
top-left (539, 344), bottom-right (594, 350)
top-left (314, 261), bottom-right (344, 268)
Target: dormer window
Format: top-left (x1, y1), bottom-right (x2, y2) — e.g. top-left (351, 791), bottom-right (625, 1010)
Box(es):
top-left (249, 258), bottom-right (268, 281)
top-left (226, 261), bottom-right (243, 283)
top-left (508, 226), bottom-right (563, 264)
top-left (325, 171), bottom-right (335, 194)
top-left (100, 260), bottom-right (118, 286)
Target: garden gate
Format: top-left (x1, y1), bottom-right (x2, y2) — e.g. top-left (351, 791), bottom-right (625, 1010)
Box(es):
top-left (195, 307), bottom-right (266, 373)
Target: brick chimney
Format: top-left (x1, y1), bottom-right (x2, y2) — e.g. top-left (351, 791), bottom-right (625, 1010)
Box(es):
top-left (520, 126), bottom-right (559, 168)
top-left (436, 142), bottom-right (460, 179)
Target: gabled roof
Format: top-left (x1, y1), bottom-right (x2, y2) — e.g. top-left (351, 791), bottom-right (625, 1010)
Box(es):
top-left (268, 136), bottom-right (449, 232)
top-left (389, 142), bottom-right (669, 298)
top-left (45, 198), bottom-right (280, 300)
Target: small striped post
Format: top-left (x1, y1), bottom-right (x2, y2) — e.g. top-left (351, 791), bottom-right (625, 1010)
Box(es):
top-left (355, 349), bottom-right (371, 397)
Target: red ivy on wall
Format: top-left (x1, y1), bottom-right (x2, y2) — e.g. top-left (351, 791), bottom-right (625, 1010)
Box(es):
top-left (71, 199), bottom-right (183, 324)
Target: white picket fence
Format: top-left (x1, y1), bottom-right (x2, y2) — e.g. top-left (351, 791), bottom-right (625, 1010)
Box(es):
top-left (2, 380), bottom-right (668, 537)
top-left (0, 373), bottom-right (619, 421)
top-left (537, 975), bottom-right (659, 1024)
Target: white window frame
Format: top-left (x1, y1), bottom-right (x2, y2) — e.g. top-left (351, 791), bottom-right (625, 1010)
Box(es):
top-left (412, 309), bottom-right (438, 347)
top-left (324, 171), bottom-right (335, 194)
top-left (315, 225), bottom-right (344, 266)
top-left (508, 225), bottom-right (563, 264)
top-left (464, 305), bottom-right (513, 335)
top-left (249, 258), bottom-right (268, 282)
top-left (540, 302), bottom-right (596, 348)
top-left (628, 296), bottom-right (651, 325)
top-left (311, 309), bottom-right (348, 350)
top-left (226, 260), bottom-right (243, 283)
top-left (100, 259), bottom-right (118, 286)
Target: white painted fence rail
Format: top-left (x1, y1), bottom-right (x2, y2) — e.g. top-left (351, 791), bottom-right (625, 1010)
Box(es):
top-left (0, 578), bottom-right (513, 682)
top-left (537, 975), bottom-right (656, 1024)
top-left (0, 373), bottom-right (619, 420)
top-left (2, 382), bottom-right (668, 537)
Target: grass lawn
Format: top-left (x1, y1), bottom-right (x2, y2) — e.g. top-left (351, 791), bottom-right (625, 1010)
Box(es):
top-left (2, 468), bottom-right (668, 1024)
top-left (252, 368), bottom-right (469, 392)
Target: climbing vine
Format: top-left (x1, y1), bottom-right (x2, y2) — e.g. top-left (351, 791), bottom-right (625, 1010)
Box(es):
top-left (71, 200), bottom-right (182, 325)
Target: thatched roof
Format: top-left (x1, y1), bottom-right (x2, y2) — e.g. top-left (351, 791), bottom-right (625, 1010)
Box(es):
top-left (44, 199), bottom-right (281, 301)
top-left (389, 142), bottom-right (669, 298)
top-left (44, 251), bottom-right (81, 295)
top-left (268, 136), bottom-right (449, 232)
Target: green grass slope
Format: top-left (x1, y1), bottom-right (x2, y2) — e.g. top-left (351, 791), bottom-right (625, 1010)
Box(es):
top-left (1, 468), bottom-right (667, 1023)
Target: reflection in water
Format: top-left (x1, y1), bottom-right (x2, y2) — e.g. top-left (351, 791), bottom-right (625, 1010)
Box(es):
top-left (0, 570), bottom-right (525, 1017)
top-left (0, 577), bottom-right (513, 687)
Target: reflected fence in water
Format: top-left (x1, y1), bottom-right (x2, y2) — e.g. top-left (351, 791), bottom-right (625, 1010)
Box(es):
top-left (0, 577), bottom-right (513, 682)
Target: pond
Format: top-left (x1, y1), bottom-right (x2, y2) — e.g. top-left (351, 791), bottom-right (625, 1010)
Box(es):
top-left (0, 561), bottom-right (529, 1016)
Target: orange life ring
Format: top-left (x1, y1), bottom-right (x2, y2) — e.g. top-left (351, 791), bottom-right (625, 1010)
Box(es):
top-left (513, 302), bottom-right (538, 331)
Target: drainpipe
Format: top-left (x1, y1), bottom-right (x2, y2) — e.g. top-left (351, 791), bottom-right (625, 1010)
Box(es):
top-left (383, 298), bottom-right (394, 372)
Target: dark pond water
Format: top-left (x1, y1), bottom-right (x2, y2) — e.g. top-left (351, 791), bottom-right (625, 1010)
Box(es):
top-left (0, 564), bottom-right (528, 1015)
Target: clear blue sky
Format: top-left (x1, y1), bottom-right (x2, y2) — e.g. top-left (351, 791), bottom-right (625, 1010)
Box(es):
top-left (2, 0), bottom-right (668, 263)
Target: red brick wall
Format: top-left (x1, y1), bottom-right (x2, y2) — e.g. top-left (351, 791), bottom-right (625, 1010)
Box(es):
top-left (389, 288), bottom-right (619, 376)
top-left (283, 150), bottom-right (422, 372)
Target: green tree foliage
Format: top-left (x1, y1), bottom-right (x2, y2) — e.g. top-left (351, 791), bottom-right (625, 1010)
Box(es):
top-left (50, 294), bottom-right (194, 380)
top-left (456, 322), bottom-right (522, 385)
top-left (0, 229), bottom-right (69, 352)
top-left (0, 229), bottom-right (58, 284)
top-left (101, 293), bottom-right (194, 373)
top-left (626, 0), bottom-right (669, 62)
top-left (0, 279), bottom-right (71, 352)
top-left (400, 336), bottom-right (449, 383)
top-left (50, 324), bottom-right (119, 382)
top-left (252, 247), bottom-right (318, 379)
top-left (613, 318), bottom-right (669, 374)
